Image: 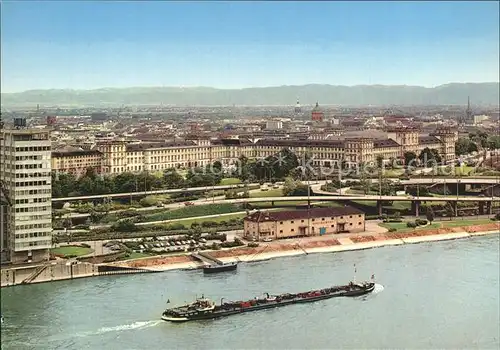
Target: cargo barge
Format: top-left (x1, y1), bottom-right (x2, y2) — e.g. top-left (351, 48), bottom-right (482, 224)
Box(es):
top-left (161, 277), bottom-right (376, 322)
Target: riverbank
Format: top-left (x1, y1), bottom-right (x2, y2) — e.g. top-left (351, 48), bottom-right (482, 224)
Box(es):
top-left (114, 222), bottom-right (500, 272)
top-left (3, 222), bottom-right (498, 286)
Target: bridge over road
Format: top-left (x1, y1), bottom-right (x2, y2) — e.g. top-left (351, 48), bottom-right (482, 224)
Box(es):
top-left (51, 178), bottom-right (500, 203)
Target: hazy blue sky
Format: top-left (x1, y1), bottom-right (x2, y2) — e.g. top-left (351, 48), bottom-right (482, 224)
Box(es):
top-left (1, 1), bottom-right (499, 92)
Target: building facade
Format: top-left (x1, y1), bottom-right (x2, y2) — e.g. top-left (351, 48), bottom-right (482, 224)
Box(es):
top-left (51, 148), bottom-right (103, 177)
top-left (1, 128), bottom-right (52, 264)
top-left (244, 207), bottom-right (365, 241)
top-left (51, 127), bottom-right (458, 177)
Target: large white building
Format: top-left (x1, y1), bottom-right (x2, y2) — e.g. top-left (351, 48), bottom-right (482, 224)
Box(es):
top-left (1, 128), bottom-right (52, 264)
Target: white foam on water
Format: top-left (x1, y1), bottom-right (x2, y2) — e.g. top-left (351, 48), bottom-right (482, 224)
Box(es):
top-left (94, 320), bottom-right (161, 334)
top-left (57, 320), bottom-right (162, 340)
top-left (373, 283), bottom-right (384, 294)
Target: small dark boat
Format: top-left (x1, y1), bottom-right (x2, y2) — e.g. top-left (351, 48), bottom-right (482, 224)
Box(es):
top-left (161, 276), bottom-right (376, 322)
top-left (203, 262), bottom-right (238, 273)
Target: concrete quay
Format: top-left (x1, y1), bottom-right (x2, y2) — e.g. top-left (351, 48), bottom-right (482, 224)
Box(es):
top-left (0, 260), bottom-right (154, 288)
top-left (213, 230), bottom-right (500, 264)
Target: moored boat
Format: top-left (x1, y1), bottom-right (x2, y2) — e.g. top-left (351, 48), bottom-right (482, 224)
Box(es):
top-left (203, 262), bottom-right (238, 274)
top-left (161, 275), bottom-right (376, 322)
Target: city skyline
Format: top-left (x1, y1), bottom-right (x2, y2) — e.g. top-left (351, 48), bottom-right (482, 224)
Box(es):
top-left (1, 1), bottom-right (499, 93)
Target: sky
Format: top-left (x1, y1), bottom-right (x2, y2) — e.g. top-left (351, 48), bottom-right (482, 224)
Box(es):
top-left (1, 1), bottom-right (499, 93)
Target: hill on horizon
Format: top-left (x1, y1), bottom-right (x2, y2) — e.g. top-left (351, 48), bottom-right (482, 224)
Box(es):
top-left (1, 83), bottom-right (499, 107)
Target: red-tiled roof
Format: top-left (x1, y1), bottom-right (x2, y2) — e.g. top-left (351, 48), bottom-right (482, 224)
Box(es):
top-left (244, 207), bottom-right (364, 222)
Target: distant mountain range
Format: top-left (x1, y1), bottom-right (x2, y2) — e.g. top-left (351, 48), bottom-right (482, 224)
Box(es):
top-left (1, 83), bottom-right (499, 107)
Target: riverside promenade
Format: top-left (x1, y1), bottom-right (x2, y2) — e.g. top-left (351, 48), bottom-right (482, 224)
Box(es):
top-left (3, 222), bottom-right (498, 286)
top-left (113, 222), bottom-right (500, 272)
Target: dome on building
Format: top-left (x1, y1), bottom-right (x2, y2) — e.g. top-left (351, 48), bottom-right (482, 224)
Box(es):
top-left (311, 102), bottom-right (324, 122)
top-left (312, 102), bottom-right (321, 112)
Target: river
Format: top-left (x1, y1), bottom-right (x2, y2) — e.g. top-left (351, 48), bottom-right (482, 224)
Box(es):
top-left (1, 235), bottom-right (499, 349)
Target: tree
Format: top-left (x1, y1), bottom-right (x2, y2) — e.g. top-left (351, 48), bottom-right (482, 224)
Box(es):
top-left (426, 206), bottom-right (435, 223)
top-left (403, 151), bottom-right (417, 168)
top-left (379, 179), bottom-right (396, 196)
top-left (419, 148), bottom-right (442, 167)
top-left (52, 172), bottom-right (78, 197)
top-left (112, 219), bottom-right (137, 232)
top-left (487, 136), bottom-right (500, 150)
top-left (185, 166), bottom-right (222, 187)
top-left (455, 137), bottom-right (478, 155)
top-left (163, 169), bottom-right (185, 189)
top-left (282, 177), bottom-right (298, 196)
top-left (89, 210), bottom-right (106, 224)
top-left (406, 185), bottom-right (429, 197)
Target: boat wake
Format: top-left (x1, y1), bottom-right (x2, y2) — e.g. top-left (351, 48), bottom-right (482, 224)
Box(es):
top-left (44, 320), bottom-right (162, 344)
top-left (93, 320), bottom-right (161, 335)
top-left (373, 283), bottom-right (384, 294)
top-left (66, 320), bottom-right (162, 339)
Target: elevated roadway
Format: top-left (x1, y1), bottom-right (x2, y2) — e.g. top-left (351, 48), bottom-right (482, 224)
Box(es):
top-left (51, 183), bottom-right (260, 202)
top-left (221, 195), bottom-right (499, 203)
top-left (51, 177), bottom-right (500, 203)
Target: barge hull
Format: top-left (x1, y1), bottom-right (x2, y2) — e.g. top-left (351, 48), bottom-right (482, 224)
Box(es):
top-left (162, 283), bottom-right (375, 322)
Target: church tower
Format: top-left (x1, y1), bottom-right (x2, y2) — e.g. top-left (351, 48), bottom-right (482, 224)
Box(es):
top-left (311, 102), bottom-right (324, 122)
top-left (294, 99), bottom-right (302, 114)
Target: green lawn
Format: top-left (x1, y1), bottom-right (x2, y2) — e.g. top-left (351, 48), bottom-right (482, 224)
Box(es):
top-left (174, 213), bottom-right (248, 226)
top-left (142, 203), bottom-right (242, 222)
top-left (454, 166), bottom-right (476, 176)
top-left (219, 178), bottom-right (242, 185)
top-left (381, 218), bottom-right (497, 232)
top-left (390, 202), bottom-right (412, 211)
top-left (381, 169), bottom-right (405, 177)
top-left (380, 222), bottom-right (441, 232)
top-left (51, 245), bottom-right (93, 257)
top-left (249, 188), bottom-right (283, 197)
top-left (440, 218), bottom-right (496, 228)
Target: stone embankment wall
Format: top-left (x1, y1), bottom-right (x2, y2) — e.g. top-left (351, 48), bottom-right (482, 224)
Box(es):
top-left (1, 262), bottom-right (98, 287)
top-left (77, 251), bottom-right (127, 264)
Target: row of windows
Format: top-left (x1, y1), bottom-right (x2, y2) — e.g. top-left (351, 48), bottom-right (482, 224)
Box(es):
top-left (15, 189), bottom-right (51, 196)
top-left (278, 222), bottom-right (362, 233)
top-left (15, 172), bottom-right (51, 178)
top-left (15, 233), bottom-right (48, 240)
top-left (280, 215), bottom-right (363, 224)
top-left (55, 159), bottom-right (100, 164)
top-left (15, 146), bottom-right (50, 152)
top-left (15, 206), bottom-right (51, 213)
top-left (15, 163), bottom-right (44, 169)
top-left (14, 214), bottom-right (51, 221)
top-left (15, 198), bottom-right (50, 205)
top-left (14, 180), bottom-right (49, 187)
top-left (13, 155), bottom-right (49, 161)
top-left (16, 223), bottom-right (51, 230)
top-left (15, 240), bottom-right (51, 249)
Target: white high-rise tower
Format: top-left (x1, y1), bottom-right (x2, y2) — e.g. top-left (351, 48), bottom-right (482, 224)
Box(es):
top-left (1, 122), bottom-right (52, 264)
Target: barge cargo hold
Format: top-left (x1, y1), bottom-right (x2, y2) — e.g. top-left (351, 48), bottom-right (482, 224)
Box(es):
top-left (161, 278), bottom-right (376, 322)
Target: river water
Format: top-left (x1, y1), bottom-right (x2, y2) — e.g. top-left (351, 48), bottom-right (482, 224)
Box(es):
top-left (2, 235), bottom-right (499, 350)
